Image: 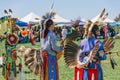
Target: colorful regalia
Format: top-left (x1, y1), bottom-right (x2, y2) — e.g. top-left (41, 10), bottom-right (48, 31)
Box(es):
top-left (74, 36), bottom-right (106, 80)
top-left (23, 13), bottom-right (64, 80)
top-left (3, 33), bottom-right (19, 80)
top-left (41, 30), bottom-right (63, 80)
top-left (63, 8), bottom-right (115, 80)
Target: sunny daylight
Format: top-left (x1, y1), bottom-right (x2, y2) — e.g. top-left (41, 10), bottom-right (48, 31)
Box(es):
top-left (0, 0), bottom-right (120, 80)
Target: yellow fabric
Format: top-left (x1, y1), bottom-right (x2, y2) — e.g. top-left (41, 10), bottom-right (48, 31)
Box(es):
top-left (57, 50), bottom-right (64, 60)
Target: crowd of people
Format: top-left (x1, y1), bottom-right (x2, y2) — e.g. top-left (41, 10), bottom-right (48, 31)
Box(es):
top-left (11, 22), bottom-right (116, 46)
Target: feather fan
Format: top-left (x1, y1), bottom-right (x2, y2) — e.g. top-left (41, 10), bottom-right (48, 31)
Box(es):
top-left (24, 49), bottom-right (44, 76)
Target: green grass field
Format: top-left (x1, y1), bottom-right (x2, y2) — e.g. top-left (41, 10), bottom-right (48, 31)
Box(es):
top-left (0, 19), bottom-right (120, 80)
top-left (0, 39), bottom-right (120, 80)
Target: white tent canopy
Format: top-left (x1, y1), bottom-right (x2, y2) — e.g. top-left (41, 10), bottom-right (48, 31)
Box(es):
top-left (52, 14), bottom-right (71, 24)
top-left (79, 18), bottom-right (86, 22)
top-left (103, 18), bottom-right (115, 23)
top-left (20, 12), bottom-right (41, 24)
top-left (91, 15), bottom-right (115, 23)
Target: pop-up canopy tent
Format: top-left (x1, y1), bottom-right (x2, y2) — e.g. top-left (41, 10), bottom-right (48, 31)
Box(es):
top-left (15, 20), bottom-right (28, 26)
top-left (109, 21), bottom-right (120, 27)
top-left (58, 19), bottom-right (86, 27)
top-left (20, 12), bottom-right (40, 24)
top-left (103, 18), bottom-right (115, 23)
top-left (52, 14), bottom-right (71, 24)
top-left (79, 19), bottom-right (86, 26)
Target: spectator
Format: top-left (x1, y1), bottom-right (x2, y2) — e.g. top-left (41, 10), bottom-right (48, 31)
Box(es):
top-left (61, 26), bottom-right (68, 40)
top-left (21, 28), bottom-right (28, 43)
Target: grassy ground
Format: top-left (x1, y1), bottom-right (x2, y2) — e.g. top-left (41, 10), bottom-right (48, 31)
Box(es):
top-left (0, 39), bottom-right (120, 80)
top-left (102, 39), bottom-right (120, 80)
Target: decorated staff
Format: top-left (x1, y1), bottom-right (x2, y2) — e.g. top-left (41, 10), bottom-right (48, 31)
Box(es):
top-left (4, 33), bottom-right (19, 80)
top-left (63, 8), bottom-right (115, 80)
top-left (0, 9), bottom-right (20, 80)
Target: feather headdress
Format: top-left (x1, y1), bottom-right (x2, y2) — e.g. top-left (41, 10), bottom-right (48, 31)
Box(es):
top-left (83, 8), bottom-right (109, 38)
top-left (41, 11), bottom-right (56, 31)
top-left (42, 11), bottom-right (56, 19)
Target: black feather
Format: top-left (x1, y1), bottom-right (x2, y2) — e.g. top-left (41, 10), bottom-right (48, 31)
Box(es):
top-left (112, 57), bottom-right (117, 65)
top-left (9, 9), bottom-right (12, 13)
top-left (4, 10), bottom-right (8, 14)
top-left (110, 57), bottom-right (115, 69)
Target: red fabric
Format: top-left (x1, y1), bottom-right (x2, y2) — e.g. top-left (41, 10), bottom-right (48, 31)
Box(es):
top-left (56, 62), bottom-right (59, 80)
top-left (104, 26), bottom-right (108, 35)
top-left (60, 40), bottom-right (65, 45)
top-left (7, 33), bottom-right (18, 45)
top-left (31, 38), bottom-right (35, 44)
top-left (42, 50), bottom-right (59, 80)
top-left (6, 63), bottom-right (11, 80)
top-left (74, 67), bottom-right (83, 80)
top-left (11, 49), bottom-right (17, 61)
top-left (7, 64), bottom-right (10, 72)
top-left (88, 68), bottom-right (98, 80)
top-left (19, 63), bottom-right (22, 68)
top-left (42, 51), bottom-right (48, 80)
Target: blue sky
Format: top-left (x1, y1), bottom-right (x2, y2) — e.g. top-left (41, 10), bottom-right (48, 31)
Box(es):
top-left (0, 0), bottom-right (119, 20)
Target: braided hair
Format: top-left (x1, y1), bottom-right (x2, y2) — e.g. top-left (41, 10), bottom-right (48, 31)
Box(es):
top-left (42, 19), bottom-right (54, 38)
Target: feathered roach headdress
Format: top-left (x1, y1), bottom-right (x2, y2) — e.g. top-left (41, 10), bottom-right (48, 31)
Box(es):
top-left (41, 11), bottom-right (56, 31)
top-left (83, 8), bottom-right (108, 38)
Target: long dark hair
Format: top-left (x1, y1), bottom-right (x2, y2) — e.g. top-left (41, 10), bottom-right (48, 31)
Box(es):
top-left (92, 25), bottom-right (99, 38)
top-left (42, 19), bottom-right (54, 38)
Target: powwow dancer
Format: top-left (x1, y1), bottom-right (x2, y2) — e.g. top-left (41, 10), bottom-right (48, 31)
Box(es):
top-left (28, 24), bottom-right (35, 45)
top-left (41, 19), bottom-right (64, 80)
top-left (64, 8), bottom-right (115, 80)
top-left (24, 18), bottom-right (64, 80)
